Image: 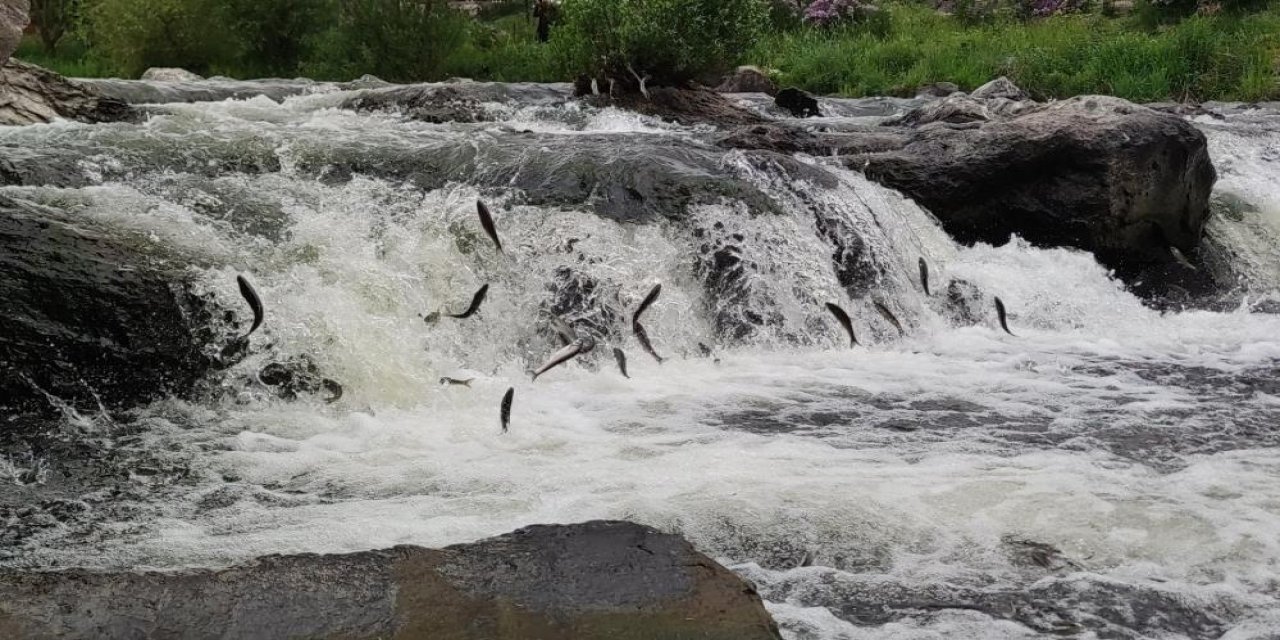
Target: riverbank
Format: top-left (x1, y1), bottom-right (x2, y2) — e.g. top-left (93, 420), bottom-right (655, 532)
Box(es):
top-left (15, 2), bottom-right (1280, 103)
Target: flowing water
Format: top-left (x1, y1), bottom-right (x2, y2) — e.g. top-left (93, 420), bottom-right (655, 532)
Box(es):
top-left (3, 83), bottom-right (1280, 639)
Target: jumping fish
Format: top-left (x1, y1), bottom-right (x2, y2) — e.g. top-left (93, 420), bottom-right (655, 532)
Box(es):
top-left (825, 302), bottom-right (858, 347)
top-left (612, 347), bottom-right (630, 378)
top-left (549, 315), bottom-right (576, 346)
top-left (500, 387), bottom-right (514, 433)
top-left (532, 336), bottom-right (596, 381)
top-left (321, 378), bottom-right (343, 404)
top-left (632, 284), bottom-right (665, 363)
top-left (994, 296), bottom-right (1016, 336)
top-left (236, 274), bottom-right (264, 338)
top-left (477, 200), bottom-right (502, 252)
top-left (919, 257), bottom-right (930, 296)
top-left (447, 284), bottom-right (489, 319)
top-left (439, 377), bottom-right (474, 387)
top-left (873, 302), bottom-right (905, 336)
top-left (1169, 245), bottom-right (1197, 270)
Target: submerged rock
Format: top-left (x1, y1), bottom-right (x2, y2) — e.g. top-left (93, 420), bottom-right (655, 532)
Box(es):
top-left (582, 86), bottom-right (768, 126)
top-left (0, 59), bottom-right (134, 126)
top-left (0, 194), bottom-right (236, 417)
top-left (343, 81), bottom-right (571, 123)
top-left (858, 95), bottom-right (1216, 283)
top-left (0, 521), bottom-right (783, 640)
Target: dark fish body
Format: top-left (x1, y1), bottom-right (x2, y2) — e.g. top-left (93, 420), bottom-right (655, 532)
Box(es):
top-left (918, 258), bottom-right (930, 296)
top-left (633, 322), bottom-right (664, 364)
top-left (532, 336), bottom-right (596, 381)
top-left (321, 378), bottom-right (343, 404)
top-left (995, 296), bottom-right (1016, 336)
top-left (477, 200), bottom-right (502, 252)
top-left (236, 274), bottom-right (264, 337)
top-left (500, 387), bottom-right (514, 432)
top-left (422, 311), bottom-right (441, 325)
top-left (697, 342), bottom-right (713, 358)
top-left (825, 302), bottom-right (858, 347)
top-left (612, 347), bottom-right (630, 378)
top-left (439, 377), bottom-right (474, 387)
top-left (873, 302), bottom-right (905, 335)
top-left (448, 284), bottom-right (489, 319)
top-left (631, 283), bottom-right (665, 364)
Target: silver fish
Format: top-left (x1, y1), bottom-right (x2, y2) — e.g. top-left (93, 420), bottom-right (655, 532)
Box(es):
top-left (919, 257), bottom-right (930, 296)
top-left (448, 284), bottom-right (489, 319)
top-left (873, 301), bottom-right (905, 335)
top-left (995, 296), bottom-right (1016, 336)
top-left (1169, 245), bottom-right (1197, 270)
top-left (477, 200), bottom-right (502, 252)
top-left (439, 377), bottom-right (474, 387)
top-left (236, 274), bottom-right (264, 338)
top-left (532, 336), bottom-right (596, 381)
top-left (612, 347), bottom-right (629, 378)
top-left (825, 302), bottom-right (857, 347)
top-left (500, 387), bottom-right (514, 433)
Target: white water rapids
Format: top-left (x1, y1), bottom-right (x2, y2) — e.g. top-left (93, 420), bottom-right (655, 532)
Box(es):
top-left (3, 86), bottom-right (1280, 639)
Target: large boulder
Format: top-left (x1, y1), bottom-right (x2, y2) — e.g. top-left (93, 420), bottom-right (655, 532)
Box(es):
top-left (716, 66), bottom-right (778, 95)
top-left (0, 0), bottom-right (26, 63)
top-left (857, 95), bottom-right (1216, 281)
top-left (0, 194), bottom-right (236, 417)
top-left (0, 521), bottom-right (783, 640)
top-left (0, 58), bottom-right (134, 125)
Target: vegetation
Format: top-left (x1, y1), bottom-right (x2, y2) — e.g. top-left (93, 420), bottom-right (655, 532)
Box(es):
top-left (13, 0), bottom-right (1280, 102)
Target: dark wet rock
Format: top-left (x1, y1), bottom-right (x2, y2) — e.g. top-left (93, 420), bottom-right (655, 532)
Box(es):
top-left (716, 123), bottom-right (908, 156)
top-left (343, 81), bottom-right (571, 123)
top-left (139, 67), bottom-right (203, 82)
top-left (0, 146), bottom-right (93, 188)
top-left (0, 521), bottom-right (783, 640)
top-left (716, 66), bottom-right (778, 95)
top-left (0, 59), bottom-right (135, 126)
top-left (0, 194), bottom-right (239, 417)
top-left (887, 91), bottom-right (1037, 127)
top-left (916, 82), bottom-right (960, 98)
top-left (583, 86), bottom-right (768, 127)
top-left (0, 0), bottom-right (25, 62)
top-left (858, 96), bottom-right (1217, 285)
top-left (941, 278), bottom-right (985, 326)
top-left (256, 357), bottom-right (342, 403)
top-left (775, 87), bottom-right (822, 118)
top-left (970, 76), bottom-right (1029, 101)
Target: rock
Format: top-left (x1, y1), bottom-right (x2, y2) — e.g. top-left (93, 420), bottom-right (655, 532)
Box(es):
top-left (716, 66), bottom-right (778, 95)
top-left (775, 87), bottom-right (822, 118)
top-left (716, 123), bottom-right (908, 156)
top-left (0, 521), bottom-right (783, 640)
top-left (0, 194), bottom-right (238, 417)
top-left (0, 59), bottom-right (134, 126)
top-left (139, 67), bottom-right (204, 82)
top-left (0, 0), bottom-right (26, 63)
top-left (888, 92), bottom-right (1036, 127)
top-left (581, 85), bottom-right (768, 127)
top-left (916, 82), bottom-right (960, 98)
top-left (970, 76), bottom-right (1029, 101)
top-left (857, 96), bottom-right (1216, 282)
top-left (344, 81), bottom-right (571, 123)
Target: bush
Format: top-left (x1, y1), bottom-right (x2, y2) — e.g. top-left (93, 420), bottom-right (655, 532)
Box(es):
top-left (29, 0), bottom-right (80, 53)
top-left (83, 0), bottom-right (240, 76)
top-left (303, 0), bottom-right (471, 82)
top-left (224, 0), bottom-right (335, 77)
top-left (555, 0), bottom-right (769, 87)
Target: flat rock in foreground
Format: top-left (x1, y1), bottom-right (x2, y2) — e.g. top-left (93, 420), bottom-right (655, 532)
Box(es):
top-left (0, 58), bottom-right (133, 126)
top-left (0, 521), bottom-right (783, 640)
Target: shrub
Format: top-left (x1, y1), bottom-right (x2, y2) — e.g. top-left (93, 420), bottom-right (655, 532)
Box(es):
top-left (555, 0), bottom-right (769, 87)
top-left (224, 0), bottom-right (335, 77)
top-left (83, 0), bottom-right (240, 76)
top-left (803, 0), bottom-right (876, 26)
top-left (303, 0), bottom-right (472, 82)
top-left (29, 0), bottom-right (80, 53)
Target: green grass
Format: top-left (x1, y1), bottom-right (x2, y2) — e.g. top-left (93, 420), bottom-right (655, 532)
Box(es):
top-left (12, 2), bottom-right (1279, 102)
top-left (750, 3), bottom-right (1280, 102)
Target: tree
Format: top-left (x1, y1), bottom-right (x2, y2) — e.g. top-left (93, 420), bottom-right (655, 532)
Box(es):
top-left (30, 0), bottom-right (79, 53)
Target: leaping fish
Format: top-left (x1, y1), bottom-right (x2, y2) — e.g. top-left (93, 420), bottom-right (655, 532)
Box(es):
top-left (918, 257), bottom-right (930, 296)
top-left (447, 284), bottom-right (489, 319)
top-left (549, 315), bottom-right (577, 346)
top-left (500, 387), bottom-right (514, 433)
top-left (612, 347), bottom-right (630, 378)
top-left (532, 336), bottom-right (596, 381)
top-left (477, 200), bottom-right (502, 252)
top-left (632, 284), bottom-right (665, 364)
top-left (236, 275), bottom-right (264, 338)
top-left (873, 301), bottom-right (905, 336)
top-left (1169, 245), bottom-right (1197, 270)
top-left (825, 302), bottom-right (858, 347)
top-left (439, 377), bottom-right (474, 387)
top-left (994, 296), bottom-right (1016, 336)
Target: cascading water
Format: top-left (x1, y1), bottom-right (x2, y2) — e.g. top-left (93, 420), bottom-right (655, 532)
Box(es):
top-left (3, 84), bottom-right (1280, 639)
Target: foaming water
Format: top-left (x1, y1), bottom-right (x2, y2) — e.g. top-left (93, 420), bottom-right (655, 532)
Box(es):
top-left (4, 87), bottom-right (1280, 638)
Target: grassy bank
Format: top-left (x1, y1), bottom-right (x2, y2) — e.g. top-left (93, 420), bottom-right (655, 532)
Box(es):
top-left (14, 1), bottom-right (1280, 103)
